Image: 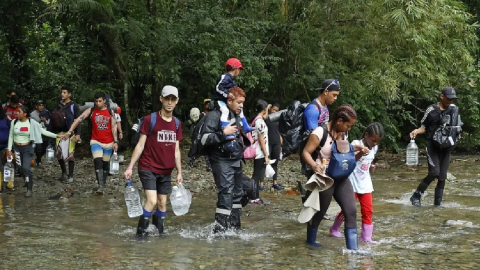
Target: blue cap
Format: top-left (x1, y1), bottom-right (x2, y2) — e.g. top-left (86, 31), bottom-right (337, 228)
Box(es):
top-left (126, 181), bottom-right (132, 186)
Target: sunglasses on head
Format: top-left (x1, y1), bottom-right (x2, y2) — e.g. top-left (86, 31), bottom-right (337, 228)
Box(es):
top-left (325, 79), bottom-right (339, 91)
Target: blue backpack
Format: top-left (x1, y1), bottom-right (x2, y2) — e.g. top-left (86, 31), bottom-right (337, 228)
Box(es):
top-left (130, 112), bottom-right (179, 148)
top-left (326, 141), bottom-right (356, 180)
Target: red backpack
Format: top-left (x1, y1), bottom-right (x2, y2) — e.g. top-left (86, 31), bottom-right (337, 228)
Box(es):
top-left (243, 117), bottom-right (259, 160)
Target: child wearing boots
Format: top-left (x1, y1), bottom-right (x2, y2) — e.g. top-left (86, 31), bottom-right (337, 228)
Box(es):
top-left (329, 122), bottom-right (384, 244)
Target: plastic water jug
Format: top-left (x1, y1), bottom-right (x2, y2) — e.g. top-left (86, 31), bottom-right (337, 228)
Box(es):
top-left (3, 156), bottom-right (14, 182)
top-left (406, 140), bottom-right (418, 166)
top-left (124, 181), bottom-right (143, 218)
top-left (170, 184), bottom-right (192, 216)
top-left (110, 151), bottom-right (119, 174)
top-left (46, 144), bottom-right (55, 163)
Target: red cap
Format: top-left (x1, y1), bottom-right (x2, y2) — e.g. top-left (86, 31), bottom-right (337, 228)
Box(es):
top-left (225, 58), bottom-right (244, 70)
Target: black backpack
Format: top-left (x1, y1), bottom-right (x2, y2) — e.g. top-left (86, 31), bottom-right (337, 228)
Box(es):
top-left (131, 112), bottom-right (180, 148)
top-left (188, 112), bottom-right (209, 159)
top-left (432, 105), bottom-right (462, 148)
top-left (279, 100), bottom-right (322, 157)
top-left (51, 104), bottom-right (74, 131)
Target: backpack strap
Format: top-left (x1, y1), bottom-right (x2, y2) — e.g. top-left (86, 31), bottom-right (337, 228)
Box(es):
top-left (310, 100), bottom-right (322, 113)
top-left (173, 116), bottom-right (180, 130)
top-left (319, 126), bottom-right (328, 148)
top-left (148, 112), bottom-right (157, 136)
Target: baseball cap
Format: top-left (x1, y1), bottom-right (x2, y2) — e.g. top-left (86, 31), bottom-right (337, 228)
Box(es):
top-left (441, 87), bottom-right (457, 99)
top-left (319, 79), bottom-right (340, 91)
top-left (36, 100), bottom-right (44, 105)
top-left (204, 98), bottom-right (211, 104)
top-left (161, 85), bottom-right (179, 98)
top-left (225, 58), bottom-right (244, 70)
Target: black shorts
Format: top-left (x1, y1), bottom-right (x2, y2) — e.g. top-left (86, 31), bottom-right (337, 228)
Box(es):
top-left (138, 169), bottom-right (172, 194)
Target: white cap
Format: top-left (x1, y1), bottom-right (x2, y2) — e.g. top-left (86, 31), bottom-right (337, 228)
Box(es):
top-left (161, 85), bottom-right (179, 98)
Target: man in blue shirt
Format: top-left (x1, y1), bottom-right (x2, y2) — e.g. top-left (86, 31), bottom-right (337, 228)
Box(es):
top-left (303, 79), bottom-right (341, 130)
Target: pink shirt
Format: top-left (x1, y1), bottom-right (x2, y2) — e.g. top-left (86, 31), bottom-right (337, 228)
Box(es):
top-left (311, 126), bottom-right (347, 166)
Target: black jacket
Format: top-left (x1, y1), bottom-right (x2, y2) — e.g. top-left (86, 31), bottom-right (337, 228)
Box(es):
top-left (201, 110), bottom-right (251, 161)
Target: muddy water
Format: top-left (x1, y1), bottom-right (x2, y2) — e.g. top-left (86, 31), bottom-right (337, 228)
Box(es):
top-left (1, 157), bottom-right (480, 269)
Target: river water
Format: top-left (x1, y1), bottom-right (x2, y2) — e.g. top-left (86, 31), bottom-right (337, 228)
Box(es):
top-left (1, 157), bottom-right (480, 269)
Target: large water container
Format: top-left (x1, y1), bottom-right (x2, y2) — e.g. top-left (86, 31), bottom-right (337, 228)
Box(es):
top-left (406, 140), bottom-right (418, 166)
top-left (46, 144), bottom-right (55, 163)
top-left (170, 184), bottom-right (192, 216)
top-left (110, 151), bottom-right (119, 174)
top-left (3, 156), bottom-right (14, 182)
top-left (124, 181), bottom-right (143, 218)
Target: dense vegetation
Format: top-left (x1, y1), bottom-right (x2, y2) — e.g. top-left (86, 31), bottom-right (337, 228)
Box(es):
top-left (1, 0), bottom-right (479, 152)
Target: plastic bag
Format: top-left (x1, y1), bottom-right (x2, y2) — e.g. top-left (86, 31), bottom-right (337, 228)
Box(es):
top-left (170, 183), bottom-right (192, 216)
top-left (265, 160), bottom-right (276, 178)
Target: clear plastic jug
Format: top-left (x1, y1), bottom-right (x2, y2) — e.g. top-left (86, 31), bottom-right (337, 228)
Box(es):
top-left (110, 151), bottom-right (119, 174)
top-left (46, 144), bottom-right (55, 163)
top-left (170, 184), bottom-right (192, 216)
top-left (3, 156), bottom-right (14, 182)
top-left (406, 139), bottom-right (418, 166)
top-left (124, 181), bottom-right (143, 218)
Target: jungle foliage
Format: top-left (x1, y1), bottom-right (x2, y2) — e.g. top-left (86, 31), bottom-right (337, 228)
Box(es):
top-left (0, 0), bottom-right (479, 151)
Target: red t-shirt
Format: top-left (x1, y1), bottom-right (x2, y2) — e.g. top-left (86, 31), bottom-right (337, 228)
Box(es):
top-left (138, 113), bottom-right (183, 175)
top-left (6, 107), bottom-right (20, 119)
top-left (90, 108), bottom-right (114, 143)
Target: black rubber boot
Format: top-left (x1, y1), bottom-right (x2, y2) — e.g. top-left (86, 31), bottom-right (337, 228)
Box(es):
top-left (25, 176), bottom-right (33, 197)
top-left (136, 215), bottom-right (150, 238)
top-left (230, 207), bottom-right (242, 230)
top-left (152, 214), bottom-right (165, 235)
top-left (434, 188), bottom-right (444, 206)
top-left (102, 170), bottom-right (108, 192)
top-left (410, 190), bottom-right (422, 207)
top-left (213, 213), bottom-right (230, 234)
top-left (95, 170), bottom-right (105, 195)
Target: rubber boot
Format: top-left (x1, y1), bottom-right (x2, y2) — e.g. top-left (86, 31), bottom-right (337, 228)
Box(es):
top-left (434, 188), bottom-right (444, 206)
top-left (136, 215), bottom-right (150, 238)
top-left (95, 170), bottom-right (105, 195)
top-left (152, 214), bottom-right (165, 235)
top-left (213, 213), bottom-right (230, 234)
top-left (410, 190), bottom-right (422, 207)
top-left (102, 170), bottom-right (108, 192)
top-left (344, 227), bottom-right (358, 250)
top-left (230, 206), bottom-right (242, 230)
top-left (329, 215), bottom-right (344, 238)
top-left (306, 223), bottom-right (322, 247)
top-left (240, 116), bottom-right (254, 133)
top-left (360, 223), bottom-right (378, 244)
top-left (25, 176), bottom-right (33, 197)
top-left (221, 121), bottom-right (235, 140)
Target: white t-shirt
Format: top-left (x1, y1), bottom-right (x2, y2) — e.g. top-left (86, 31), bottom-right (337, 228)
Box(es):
top-left (115, 113), bottom-right (121, 122)
top-left (348, 139), bottom-right (378, 194)
top-left (253, 116), bottom-right (269, 159)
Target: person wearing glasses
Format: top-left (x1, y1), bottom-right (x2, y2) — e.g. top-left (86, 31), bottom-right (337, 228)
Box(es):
top-left (409, 87), bottom-right (461, 207)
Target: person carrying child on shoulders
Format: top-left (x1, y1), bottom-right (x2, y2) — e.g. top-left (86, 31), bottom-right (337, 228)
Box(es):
top-left (214, 58), bottom-right (254, 139)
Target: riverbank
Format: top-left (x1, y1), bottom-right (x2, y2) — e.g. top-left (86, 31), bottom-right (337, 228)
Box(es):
top-left (0, 143), bottom-right (468, 198)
